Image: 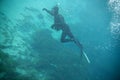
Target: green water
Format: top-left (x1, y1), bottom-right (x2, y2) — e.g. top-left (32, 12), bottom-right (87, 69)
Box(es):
top-left (0, 0), bottom-right (120, 80)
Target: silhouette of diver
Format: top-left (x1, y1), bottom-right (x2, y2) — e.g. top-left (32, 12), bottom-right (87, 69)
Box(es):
top-left (42, 5), bottom-right (83, 49)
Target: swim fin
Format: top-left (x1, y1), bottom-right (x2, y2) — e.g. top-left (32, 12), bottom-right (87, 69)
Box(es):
top-left (73, 39), bottom-right (90, 63)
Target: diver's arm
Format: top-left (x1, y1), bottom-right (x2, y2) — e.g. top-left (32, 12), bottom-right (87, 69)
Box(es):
top-left (42, 8), bottom-right (53, 16)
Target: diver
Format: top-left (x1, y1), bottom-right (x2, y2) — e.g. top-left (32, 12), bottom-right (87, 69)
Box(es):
top-left (42, 5), bottom-right (82, 48)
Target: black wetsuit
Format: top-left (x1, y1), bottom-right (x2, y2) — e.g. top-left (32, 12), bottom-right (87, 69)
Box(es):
top-left (52, 14), bottom-right (74, 42)
top-left (43, 7), bottom-right (83, 53)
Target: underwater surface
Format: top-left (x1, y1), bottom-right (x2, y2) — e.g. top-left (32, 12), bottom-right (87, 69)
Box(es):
top-left (0, 0), bottom-right (120, 80)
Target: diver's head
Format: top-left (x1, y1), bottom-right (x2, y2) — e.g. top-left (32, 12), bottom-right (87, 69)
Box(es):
top-left (52, 5), bottom-right (59, 15)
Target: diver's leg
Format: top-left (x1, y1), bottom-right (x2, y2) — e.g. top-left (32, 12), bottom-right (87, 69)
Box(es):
top-left (67, 31), bottom-right (74, 40)
top-left (62, 25), bottom-right (75, 42)
top-left (73, 38), bottom-right (83, 49)
top-left (61, 31), bottom-right (73, 43)
top-left (67, 30), bottom-right (83, 49)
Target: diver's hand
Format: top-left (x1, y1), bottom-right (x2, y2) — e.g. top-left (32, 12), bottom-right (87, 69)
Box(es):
top-left (42, 8), bottom-right (47, 11)
top-left (51, 26), bottom-right (54, 29)
top-left (51, 24), bottom-right (55, 29)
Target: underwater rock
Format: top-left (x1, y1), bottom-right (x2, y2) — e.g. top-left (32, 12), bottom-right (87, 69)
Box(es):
top-left (0, 12), bottom-right (14, 47)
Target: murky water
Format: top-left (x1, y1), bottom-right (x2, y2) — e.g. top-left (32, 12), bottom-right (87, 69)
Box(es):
top-left (0, 0), bottom-right (120, 80)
